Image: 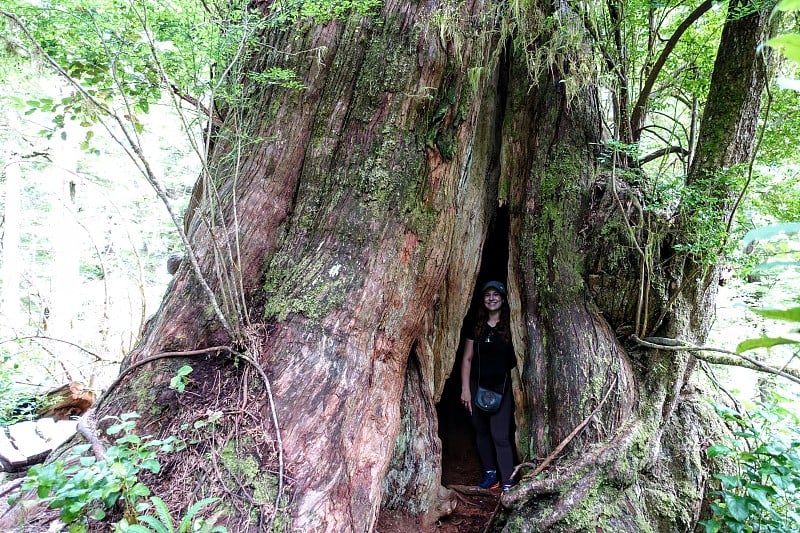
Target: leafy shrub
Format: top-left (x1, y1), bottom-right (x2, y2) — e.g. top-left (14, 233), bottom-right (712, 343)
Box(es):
top-left (19, 412), bottom-right (198, 532)
top-left (701, 394), bottom-right (800, 533)
top-left (0, 349), bottom-right (50, 425)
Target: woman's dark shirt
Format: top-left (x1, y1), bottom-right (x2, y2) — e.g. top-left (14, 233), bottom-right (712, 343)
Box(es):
top-left (469, 324), bottom-right (516, 392)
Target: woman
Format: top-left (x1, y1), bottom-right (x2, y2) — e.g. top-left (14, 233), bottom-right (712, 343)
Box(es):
top-left (460, 280), bottom-right (516, 491)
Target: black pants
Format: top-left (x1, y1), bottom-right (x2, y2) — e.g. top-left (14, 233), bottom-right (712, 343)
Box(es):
top-left (470, 383), bottom-right (514, 484)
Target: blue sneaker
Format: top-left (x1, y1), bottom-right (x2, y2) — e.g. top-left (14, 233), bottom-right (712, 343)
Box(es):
top-left (478, 470), bottom-right (499, 489)
top-left (502, 482), bottom-right (514, 492)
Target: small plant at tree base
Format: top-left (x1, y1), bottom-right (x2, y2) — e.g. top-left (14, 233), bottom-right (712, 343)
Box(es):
top-left (119, 496), bottom-right (226, 533)
top-left (701, 394), bottom-right (800, 533)
top-left (20, 412), bottom-right (185, 531)
top-left (169, 365), bottom-right (193, 393)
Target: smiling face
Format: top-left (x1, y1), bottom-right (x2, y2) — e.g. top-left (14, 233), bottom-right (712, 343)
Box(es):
top-left (483, 288), bottom-right (504, 312)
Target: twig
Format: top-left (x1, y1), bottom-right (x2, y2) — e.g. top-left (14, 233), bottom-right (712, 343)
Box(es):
top-left (0, 335), bottom-right (105, 362)
top-left (699, 361), bottom-right (742, 413)
top-left (511, 376), bottom-right (619, 481)
top-left (169, 84), bottom-right (223, 125)
top-left (95, 345), bottom-right (235, 410)
top-left (481, 498), bottom-right (502, 533)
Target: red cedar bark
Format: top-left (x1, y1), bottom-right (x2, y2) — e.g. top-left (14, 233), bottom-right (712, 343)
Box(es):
top-left (112, 1), bottom-right (503, 530)
top-left (82, 0), bottom-right (770, 532)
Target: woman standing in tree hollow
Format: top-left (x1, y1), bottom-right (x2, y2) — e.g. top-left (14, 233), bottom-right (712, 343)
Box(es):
top-left (460, 280), bottom-right (517, 491)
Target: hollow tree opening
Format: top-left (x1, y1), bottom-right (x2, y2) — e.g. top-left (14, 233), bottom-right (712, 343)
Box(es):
top-left (437, 204), bottom-right (514, 486)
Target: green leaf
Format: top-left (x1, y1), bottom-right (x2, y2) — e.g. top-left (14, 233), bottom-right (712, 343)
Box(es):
top-left (106, 423), bottom-right (124, 435)
top-left (141, 459), bottom-right (161, 474)
top-left (699, 519), bottom-right (721, 533)
top-left (178, 497), bottom-right (220, 533)
top-left (197, 510), bottom-right (227, 533)
top-left (129, 483), bottom-right (151, 498)
top-left (707, 445), bottom-right (732, 458)
top-left (136, 515), bottom-right (171, 533)
top-left (746, 485), bottom-right (774, 511)
top-left (37, 484), bottom-right (52, 498)
top-left (775, 0), bottom-right (800, 12)
top-left (73, 444), bottom-right (93, 455)
top-left (766, 34), bottom-right (800, 63)
top-left (151, 496), bottom-right (174, 530)
top-left (751, 307), bottom-right (800, 323)
top-left (717, 474), bottom-right (742, 490)
top-left (116, 433), bottom-right (143, 445)
top-left (754, 442), bottom-right (786, 456)
top-left (741, 223), bottom-right (800, 248)
top-left (723, 493), bottom-right (751, 522)
top-left (736, 336), bottom-right (799, 353)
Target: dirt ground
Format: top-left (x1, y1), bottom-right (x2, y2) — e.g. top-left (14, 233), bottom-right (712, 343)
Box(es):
top-left (375, 458), bottom-right (502, 533)
top-left (375, 489), bottom-right (500, 533)
top-left (375, 377), bottom-right (508, 532)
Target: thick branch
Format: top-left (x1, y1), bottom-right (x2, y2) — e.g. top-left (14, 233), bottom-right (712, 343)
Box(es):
top-left (638, 145), bottom-right (690, 165)
top-left (631, 335), bottom-right (800, 386)
top-left (630, 0), bottom-right (714, 139)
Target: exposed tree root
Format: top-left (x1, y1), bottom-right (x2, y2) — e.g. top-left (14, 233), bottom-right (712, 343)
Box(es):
top-left (448, 484), bottom-right (499, 497)
top-left (498, 388), bottom-right (726, 531)
top-left (518, 470), bottom-right (600, 532)
top-left (76, 408), bottom-right (106, 460)
top-left (504, 418), bottom-right (645, 506)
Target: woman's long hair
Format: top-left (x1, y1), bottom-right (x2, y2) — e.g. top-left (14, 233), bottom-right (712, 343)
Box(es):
top-left (472, 301), bottom-right (512, 345)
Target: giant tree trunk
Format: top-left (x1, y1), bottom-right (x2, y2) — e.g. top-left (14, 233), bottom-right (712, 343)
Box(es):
top-left (14, 0), bottom-right (770, 531)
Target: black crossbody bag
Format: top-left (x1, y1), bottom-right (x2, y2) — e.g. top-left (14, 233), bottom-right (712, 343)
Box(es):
top-left (474, 343), bottom-right (506, 413)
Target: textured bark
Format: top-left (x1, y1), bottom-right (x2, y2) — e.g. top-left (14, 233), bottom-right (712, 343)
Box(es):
top-left (498, 0), bottom-right (770, 530)
top-left (14, 0), bottom-right (770, 532)
top-left (105, 1), bottom-right (505, 530)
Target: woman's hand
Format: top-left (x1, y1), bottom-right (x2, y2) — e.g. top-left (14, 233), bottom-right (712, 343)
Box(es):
top-left (460, 389), bottom-right (472, 414)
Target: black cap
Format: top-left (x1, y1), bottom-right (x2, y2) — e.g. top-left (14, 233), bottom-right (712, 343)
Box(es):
top-left (481, 281), bottom-right (506, 297)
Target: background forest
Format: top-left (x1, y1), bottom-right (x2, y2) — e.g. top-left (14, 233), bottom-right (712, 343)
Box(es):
top-left (2, 0), bottom-right (800, 531)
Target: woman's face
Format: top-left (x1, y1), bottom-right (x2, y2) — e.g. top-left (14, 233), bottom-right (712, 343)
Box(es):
top-left (483, 289), bottom-right (503, 312)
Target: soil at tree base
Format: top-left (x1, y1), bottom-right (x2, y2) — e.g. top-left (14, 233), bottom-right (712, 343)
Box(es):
top-left (375, 491), bottom-right (498, 533)
top-left (376, 448), bottom-right (499, 532)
